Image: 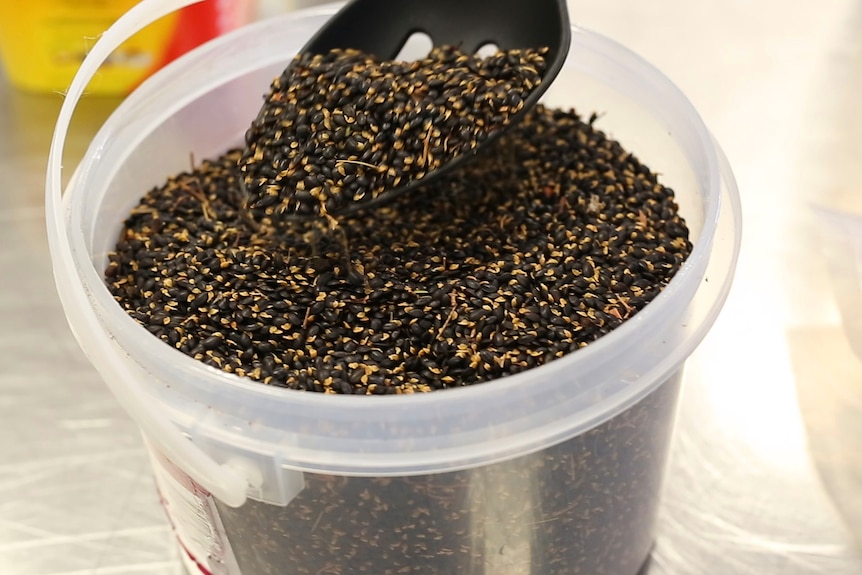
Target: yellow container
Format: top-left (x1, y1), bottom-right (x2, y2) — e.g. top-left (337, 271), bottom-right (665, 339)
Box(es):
top-left (0, 0), bottom-right (252, 95)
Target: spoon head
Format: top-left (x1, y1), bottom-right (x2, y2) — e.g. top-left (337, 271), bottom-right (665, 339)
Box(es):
top-left (304, 0), bottom-right (571, 67)
top-left (247, 0), bottom-right (571, 220)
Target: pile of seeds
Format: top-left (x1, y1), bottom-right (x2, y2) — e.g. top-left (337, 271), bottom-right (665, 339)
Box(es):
top-left (106, 104), bottom-right (692, 395)
top-left (239, 46), bottom-right (548, 220)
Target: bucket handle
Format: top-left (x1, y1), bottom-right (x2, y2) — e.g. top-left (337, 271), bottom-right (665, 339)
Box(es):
top-left (46, 0), bottom-right (249, 508)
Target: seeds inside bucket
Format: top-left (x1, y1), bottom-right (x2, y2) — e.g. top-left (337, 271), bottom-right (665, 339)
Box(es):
top-left (102, 39), bottom-right (695, 575)
top-left (106, 104), bottom-right (691, 395)
top-left (213, 376), bottom-right (680, 575)
top-left (239, 46), bottom-right (548, 220)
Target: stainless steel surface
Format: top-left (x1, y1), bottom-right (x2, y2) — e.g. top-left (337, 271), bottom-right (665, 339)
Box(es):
top-left (2, 1), bottom-right (862, 573)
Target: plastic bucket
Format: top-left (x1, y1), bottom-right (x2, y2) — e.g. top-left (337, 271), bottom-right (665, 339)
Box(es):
top-left (46, 1), bottom-right (742, 574)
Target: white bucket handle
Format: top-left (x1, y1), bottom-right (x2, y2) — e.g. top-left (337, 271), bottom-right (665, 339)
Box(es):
top-left (46, 0), bottom-right (249, 508)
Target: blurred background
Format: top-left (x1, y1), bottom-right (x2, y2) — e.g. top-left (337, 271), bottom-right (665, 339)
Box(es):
top-left (1, 0), bottom-right (862, 573)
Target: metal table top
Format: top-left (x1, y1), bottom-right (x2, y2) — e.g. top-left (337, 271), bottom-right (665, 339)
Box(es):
top-left (2, 1), bottom-right (862, 573)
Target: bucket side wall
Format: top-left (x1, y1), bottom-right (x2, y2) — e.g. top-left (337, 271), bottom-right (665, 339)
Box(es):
top-left (211, 374), bottom-right (682, 575)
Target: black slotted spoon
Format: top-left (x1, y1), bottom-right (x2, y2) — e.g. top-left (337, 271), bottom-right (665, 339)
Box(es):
top-left (254, 0), bottom-right (571, 217)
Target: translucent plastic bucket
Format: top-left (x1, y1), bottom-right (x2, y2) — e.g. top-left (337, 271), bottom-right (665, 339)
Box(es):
top-left (46, 1), bottom-right (742, 574)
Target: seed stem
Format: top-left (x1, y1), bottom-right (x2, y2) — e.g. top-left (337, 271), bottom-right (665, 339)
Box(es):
top-left (436, 291), bottom-right (459, 341)
top-left (334, 159), bottom-right (386, 172)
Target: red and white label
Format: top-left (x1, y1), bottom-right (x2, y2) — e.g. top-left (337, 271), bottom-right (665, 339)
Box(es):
top-left (148, 447), bottom-right (241, 575)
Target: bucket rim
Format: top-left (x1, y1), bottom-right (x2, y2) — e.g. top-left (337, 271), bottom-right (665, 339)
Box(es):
top-left (51, 4), bottom-right (740, 479)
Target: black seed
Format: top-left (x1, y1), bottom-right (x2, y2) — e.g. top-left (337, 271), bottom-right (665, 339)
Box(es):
top-left (201, 335), bottom-right (221, 350)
